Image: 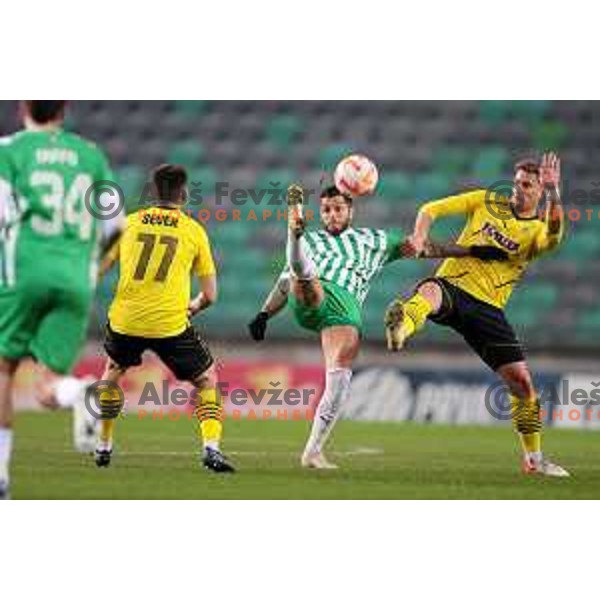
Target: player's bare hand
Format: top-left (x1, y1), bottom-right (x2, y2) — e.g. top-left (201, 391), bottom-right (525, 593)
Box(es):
top-left (405, 234), bottom-right (426, 258)
top-left (540, 152), bottom-right (561, 190)
top-left (188, 297), bottom-right (203, 318)
top-left (399, 239), bottom-right (417, 258)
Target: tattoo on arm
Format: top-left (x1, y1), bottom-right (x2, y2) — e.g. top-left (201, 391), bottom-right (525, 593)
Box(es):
top-left (262, 278), bottom-right (289, 316)
top-left (421, 241), bottom-right (471, 258)
top-left (545, 187), bottom-right (563, 236)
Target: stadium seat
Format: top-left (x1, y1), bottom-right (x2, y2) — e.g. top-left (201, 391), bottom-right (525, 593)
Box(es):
top-left (577, 309), bottom-right (600, 340)
top-left (172, 100), bottom-right (211, 117)
top-left (317, 143), bottom-right (356, 171)
top-left (533, 120), bottom-right (568, 150)
top-left (431, 146), bottom-right (471, 176)
top-left (167, 140), bottom-right (204, 167)
top-left (189, 166), bottom-right (218, 193)
top-left (522, 282), bottom-right (559, 307)
top-left (507, 304), bottom-right (543, 328)
top-left (118, 165), bottom-right (146, 196)
top-left (265, 114), bottom-right (303, 148)
top-left (479, 101), bottom-right (511, 125)
top-left (470, 147), bottom-right (509, 181)
top-left (255, 169), bottom-right (296, 202)
top-left (560, 230), bottom-right (600, 261)
top-left (480, 101), bottom-right (549, 125)
top-left (414, 173), bottom-right (453, 201)
top-left (510, 100), bottom-right (550, 122)
top-left (506, 282), bottom-right (559, 328)
top-left (378, 172), bottom-right (415, 200)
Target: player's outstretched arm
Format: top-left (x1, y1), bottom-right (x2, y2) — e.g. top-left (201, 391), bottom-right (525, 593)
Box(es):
top-left (537, 152), bottom-right (564, 253)
top-left (406, 190), bottom-right (484, 257)
top-left (190, 224), bottom-right (218, 317)
top-left (528, 153), bottom-right (564, 257)
top-left (98, 230), bottom-right (122, 277)
top-left (418, 240), bottom-right (510, 261)
top-left (248, 274), bottom-right (290, 342)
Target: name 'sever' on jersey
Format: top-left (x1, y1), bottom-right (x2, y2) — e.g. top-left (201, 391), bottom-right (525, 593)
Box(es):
top-left (109, 208), bottom-right (216, 338)
top-left (0, 129), bottom-right (113, 288)
top-left (287, 227), bottom-right (403, 305)
top-left (421, 189), bottom-right (563, 309)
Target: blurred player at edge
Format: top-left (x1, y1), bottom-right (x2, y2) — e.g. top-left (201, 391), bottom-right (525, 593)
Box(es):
top-left (0, 101), bottom-right (124, 499)
top-left (96, 164), bottom-right (234, 473)
top-left (385, 153), bottom-right (569, 477)
top-left (249, 184), bottom-right (507, 469)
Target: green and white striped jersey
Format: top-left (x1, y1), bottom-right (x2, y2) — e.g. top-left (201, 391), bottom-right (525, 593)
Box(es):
top-left (287, 227), bottom-right (403, 305)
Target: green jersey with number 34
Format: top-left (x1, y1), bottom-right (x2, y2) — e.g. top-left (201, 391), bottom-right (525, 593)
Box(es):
top-left (0, 129), bottom-right (113, 288)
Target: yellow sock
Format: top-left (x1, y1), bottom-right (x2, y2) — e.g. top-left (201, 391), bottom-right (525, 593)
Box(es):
top-left (100, 419), bottom-right (116, 445)
top-left (196, 388), bottom-right (223, 449)
top-left (403, 293), bottom-right (434, 338)
top-left (510, 395), bottom-right (542, 455)
top-left (521, 432), bottom-right (541, 454)
top-left (97, 386), bottom-right (122, 448)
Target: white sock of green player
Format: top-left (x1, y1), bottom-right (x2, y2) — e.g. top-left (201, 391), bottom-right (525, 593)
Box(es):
top-left (0, 428), bottom-right (13, 484)
top-left (51, 376), bottom-right (89, 408)
top-left (51, 376), bottom-right (98, 453)
top-left (286, 229), bottom-right (317, 280)
top-left (304, 368), bottom-right (352, 456)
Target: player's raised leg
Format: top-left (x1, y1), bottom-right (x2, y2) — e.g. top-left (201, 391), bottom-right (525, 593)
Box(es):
top-left (498, 361), bottom-right (569, 477)
top-left (0, 357), bottom-right (18, 499)
top-left (301, 325), bottom-right (359, 469)
top-left (190, 364), bottom-right (234, 473)
top-left (286, 183), bottom-right (320, 286)
top-left (36, 370), bottom-right (98, 453)
top-left (385, 280), bottom-right (441, 351)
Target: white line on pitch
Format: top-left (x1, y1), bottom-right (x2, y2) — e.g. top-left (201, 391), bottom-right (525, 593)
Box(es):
top-left (76, 447), bottom-right (385, 457)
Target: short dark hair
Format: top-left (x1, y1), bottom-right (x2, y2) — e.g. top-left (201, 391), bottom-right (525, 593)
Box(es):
top-left (24, 101), bottom-right (67, 124)
top-left (153, 164), bottom-right (188, 203)
top-left (320, 185), bottom-right (353, 206)
top-left (514, 158), bottom-right (541, 178)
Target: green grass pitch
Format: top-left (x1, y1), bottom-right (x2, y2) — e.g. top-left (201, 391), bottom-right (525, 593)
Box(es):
top-left (11, 412), bottom-right (600, 499)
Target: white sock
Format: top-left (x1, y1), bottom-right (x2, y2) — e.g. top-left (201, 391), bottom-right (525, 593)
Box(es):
top-left (286, 229), bottom-right (317, 280)
top-left (304, 368), bottom-right (352, 455)
top-left (527, 451), bottom-right (543, 465)
top-left (0, 428), bottom-right (13, 483)
top-left (97, 439), bottom-right (112, 452)
top-left (52, 377), bottom-right (89, 408)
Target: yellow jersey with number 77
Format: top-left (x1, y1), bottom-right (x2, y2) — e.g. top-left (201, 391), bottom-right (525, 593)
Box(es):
top-left (109, 207), bottom-right (215, 338)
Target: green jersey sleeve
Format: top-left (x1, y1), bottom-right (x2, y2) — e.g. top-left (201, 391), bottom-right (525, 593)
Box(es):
top-left (384, 229), bottom-right (404, 263)
top-left (0, 138), bottom-right (15, 227)
top-left (0, 137), bottom-right (15, 184)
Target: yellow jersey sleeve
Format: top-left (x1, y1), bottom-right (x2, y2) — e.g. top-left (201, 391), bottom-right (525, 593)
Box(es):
top-left (420, 189), bottom-right (487, 220)
top-left (194, 223), bottom-right (216, 278)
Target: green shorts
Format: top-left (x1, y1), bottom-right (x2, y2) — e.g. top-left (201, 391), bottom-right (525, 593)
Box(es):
top-left (291, 280), bottom-right (362, 334)
top-left (0, 273), bottom-right (93, 374)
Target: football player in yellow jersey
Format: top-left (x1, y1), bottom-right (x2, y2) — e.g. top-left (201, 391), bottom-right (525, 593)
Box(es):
top-left (385, 153), bottom-right (569, 477)
top-left (96, 164), bottom-right (234, 473)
